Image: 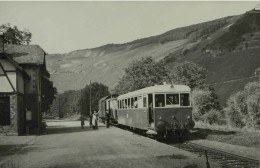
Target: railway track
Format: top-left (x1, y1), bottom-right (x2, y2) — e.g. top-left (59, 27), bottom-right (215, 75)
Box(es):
top-left (171, 142), bottom-right (259, 168)
top-left (114, 125), bottom-right (259, 168)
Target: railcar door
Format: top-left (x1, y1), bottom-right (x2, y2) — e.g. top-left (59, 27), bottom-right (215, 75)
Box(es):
top-left (148, 94), bottom-right (154, 125)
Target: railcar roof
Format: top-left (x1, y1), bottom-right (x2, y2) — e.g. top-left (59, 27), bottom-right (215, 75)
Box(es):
top-left (118, 84), bottom-right (191, 99)
top-left (99, 94), bottom-right (118, 103)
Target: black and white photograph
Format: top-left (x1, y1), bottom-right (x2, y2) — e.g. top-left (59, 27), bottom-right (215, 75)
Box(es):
top-left (0, 1), bottom-right (259, 168)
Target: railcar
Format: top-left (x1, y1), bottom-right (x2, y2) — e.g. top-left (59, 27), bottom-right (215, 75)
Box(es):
top-left (98, 95), bottom-right (118, 124)
top-left (116, 84), bottom-right (195, 136)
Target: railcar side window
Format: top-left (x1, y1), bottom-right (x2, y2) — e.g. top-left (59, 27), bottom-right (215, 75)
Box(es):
top-left (131, 98), bottom-right (134, 108)
top-left (124, 99), bottom-right (127, 109)
top-left (180, 93), bottom-right (190, 106)
top-left (143, 96), bottom-right (147, 107)
top-left (138, 96), bottom-right (143, 108)
top-left (166, 94), bottom-right (179, 105)
top-left (127, 98), bottom-right (130, 108)
top-left (155, 94), bottom-right (165, 107)
top-left (134, 97), bottom-right (138, 108)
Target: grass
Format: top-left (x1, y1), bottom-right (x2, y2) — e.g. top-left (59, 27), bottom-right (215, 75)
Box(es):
top-left (194, 121), bottom-right (260, 148)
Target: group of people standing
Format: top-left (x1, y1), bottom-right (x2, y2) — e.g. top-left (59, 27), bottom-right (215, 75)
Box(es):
top-left (80, 110), bottom-right (110, 129)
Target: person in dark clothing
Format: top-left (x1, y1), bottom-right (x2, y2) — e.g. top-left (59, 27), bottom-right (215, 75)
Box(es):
top-left (106, 110), bottom-right (110, 128)
top-left (80, 115), bottom-right (85, 129)
top-left (89, 111), bottom-right (93, 126)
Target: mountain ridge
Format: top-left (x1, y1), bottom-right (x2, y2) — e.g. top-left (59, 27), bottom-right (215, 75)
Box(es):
top-left (46, 12), bottom-right (260, 104)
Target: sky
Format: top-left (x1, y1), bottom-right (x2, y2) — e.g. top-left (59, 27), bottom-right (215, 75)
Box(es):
top-left (0, 1), bottom-right (259, 54)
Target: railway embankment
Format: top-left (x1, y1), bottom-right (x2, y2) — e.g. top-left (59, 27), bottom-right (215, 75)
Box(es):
top-left (190, 140), bottom-right (259, 161)
top-left (191, 123), bottom-right (260, 148)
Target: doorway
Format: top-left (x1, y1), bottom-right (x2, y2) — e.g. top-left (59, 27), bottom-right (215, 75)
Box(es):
top-left (148, 94), bottom-right (153, 124)
top-left (0, 97), bottom-right (11, 125)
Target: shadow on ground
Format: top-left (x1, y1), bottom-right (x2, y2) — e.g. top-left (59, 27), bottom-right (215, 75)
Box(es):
top-left (0, 145), bottom-right (26, 157)
top-left (188, 128), bottom-right (236, 140)
top-left (45, 125), bottom-right (106, 135)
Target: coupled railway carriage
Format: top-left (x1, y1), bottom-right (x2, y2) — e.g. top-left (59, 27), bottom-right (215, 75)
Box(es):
top-left (116, 84), bottom-right (194, 136)
top-left (98, 84), bottom-right (195, 136)
top-left (98, 95), bottom-right (118, 123)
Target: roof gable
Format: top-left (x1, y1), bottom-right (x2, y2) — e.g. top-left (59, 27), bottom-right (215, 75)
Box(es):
top-left (5, 44), bottom-right (45, 65)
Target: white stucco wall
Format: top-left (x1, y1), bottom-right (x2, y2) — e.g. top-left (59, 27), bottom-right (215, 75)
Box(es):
top-left (0, 59), bottom-right (17, 92)
top-left (0, 72), bottom-right (16, 92)
top-left (0, 59), bottom-right (16, 71)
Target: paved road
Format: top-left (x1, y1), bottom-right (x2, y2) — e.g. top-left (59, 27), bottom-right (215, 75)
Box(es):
top-left (0, 120), bottom-right (220, 168)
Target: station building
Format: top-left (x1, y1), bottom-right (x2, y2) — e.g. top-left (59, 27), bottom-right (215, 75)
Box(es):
top-left (0, 34), bottom-right (46, 135)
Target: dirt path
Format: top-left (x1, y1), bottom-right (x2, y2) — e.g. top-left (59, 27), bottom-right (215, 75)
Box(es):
top-left (0, 120), bottom-right (220, 168)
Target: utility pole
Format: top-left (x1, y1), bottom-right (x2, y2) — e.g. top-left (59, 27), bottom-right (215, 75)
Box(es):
top-left (90, 80), bottom-right (91, 115)
top-left (205, 150), bottom-right (210, 168)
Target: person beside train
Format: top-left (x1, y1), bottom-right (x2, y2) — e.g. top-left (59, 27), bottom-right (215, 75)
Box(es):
top-left (105, 110), bottom-right (110, 128)
top-left (89, 111), bottom-right (93, 126)
top-left (80, 115), bottom-right (85, 129)
top-left (92, 110), bottom-right (99, 129)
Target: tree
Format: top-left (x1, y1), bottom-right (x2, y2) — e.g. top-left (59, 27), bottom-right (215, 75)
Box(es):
top-left (80, 82), bottom-right (110, 117)
top-left (226, 81), bottom-right (260, 129)
top-left (167, 61), bottom-right (206, 89)
top-left (191, 87), bottom-right (221, 124)
top-left (113, 57), bottom-right (169, 94)
top-left (41, 70), bottom-right (57, 113)
top-left (0, 23), bottom-right (32, 45)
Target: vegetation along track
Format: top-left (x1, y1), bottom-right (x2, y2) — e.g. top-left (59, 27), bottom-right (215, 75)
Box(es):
top-left (171, 142), bottom-right (259, 168)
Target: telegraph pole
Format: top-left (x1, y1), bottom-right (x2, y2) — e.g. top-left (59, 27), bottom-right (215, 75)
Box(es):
top-left (89, 80), bottom-right (91, 115)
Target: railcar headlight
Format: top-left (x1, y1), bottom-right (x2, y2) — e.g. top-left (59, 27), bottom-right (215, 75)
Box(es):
top-left (171, 115), bottom-right (175, 119)
top-left (158, 116), bottom-right (162, 120)
top-left (186, 115), bottom-right (191, 119)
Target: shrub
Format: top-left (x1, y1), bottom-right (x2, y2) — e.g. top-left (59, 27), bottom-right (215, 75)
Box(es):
top-left (191, 87), bottom-right (221, 124)
top-left (202, 109), bottom-right (221, 125)
top-left (226, 81), bottom-right (260, 129)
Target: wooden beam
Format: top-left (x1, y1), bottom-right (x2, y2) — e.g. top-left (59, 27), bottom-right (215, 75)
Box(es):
top-left (0, 62), bottom-right (16, 92)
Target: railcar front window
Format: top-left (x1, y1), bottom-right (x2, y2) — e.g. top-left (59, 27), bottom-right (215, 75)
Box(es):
top-left (166, 94), bottom-right (179, 105)
top-left (180, 93), bottom-right (190, 106)
top-left (155, 94), bottom-right (165, 107)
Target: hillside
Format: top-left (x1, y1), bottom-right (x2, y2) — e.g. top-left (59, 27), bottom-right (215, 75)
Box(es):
top-left (46, 12), bottom-right (260, 105)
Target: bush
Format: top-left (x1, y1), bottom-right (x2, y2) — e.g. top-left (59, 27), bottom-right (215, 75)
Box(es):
top-left (191, 87), bottom-right (221, 124)
top-left (226, 81), bottom-right (260, 129)
top-left (202, 109), bottom-right (221, 125)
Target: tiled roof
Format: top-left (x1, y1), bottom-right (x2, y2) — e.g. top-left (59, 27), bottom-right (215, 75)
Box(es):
top-left (5, 45), bottom-right (45, 65)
